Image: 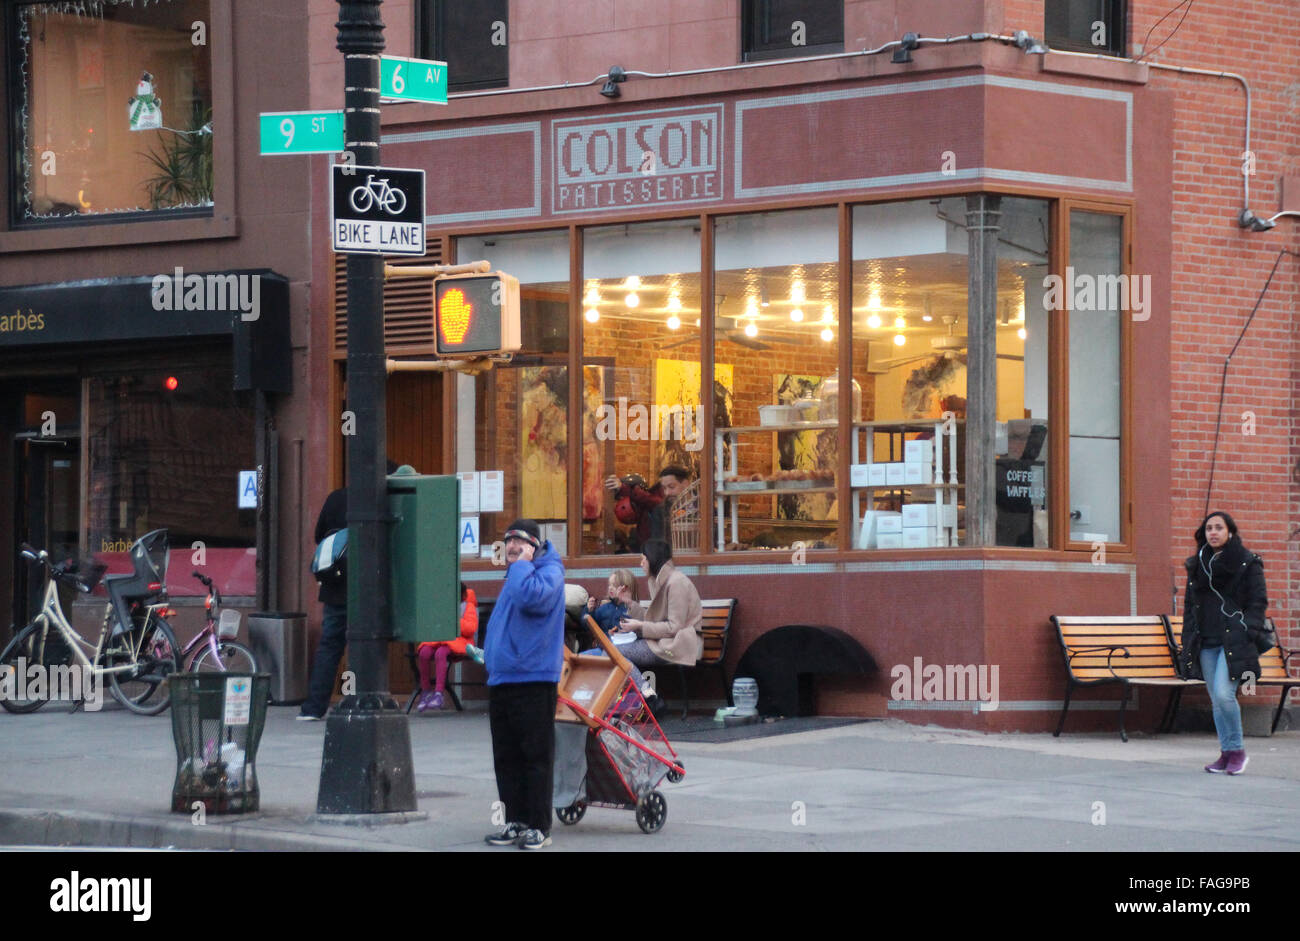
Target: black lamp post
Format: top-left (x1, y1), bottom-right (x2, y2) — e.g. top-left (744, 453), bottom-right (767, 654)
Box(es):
top-left (316, 0), bottom-right (417, 815)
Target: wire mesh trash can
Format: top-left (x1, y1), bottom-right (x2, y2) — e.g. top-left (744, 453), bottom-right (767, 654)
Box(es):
top-left (169, 673), bottom-right (270, 814)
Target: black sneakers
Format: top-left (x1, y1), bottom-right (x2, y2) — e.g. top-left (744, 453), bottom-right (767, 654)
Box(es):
top-left (484, 822), bottom-right (526, 846)
top-left (518, 828), bottom-right (551, 850)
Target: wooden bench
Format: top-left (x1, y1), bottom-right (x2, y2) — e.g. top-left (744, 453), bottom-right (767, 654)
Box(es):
top-left (1051, 615), bottom-right (1203, 741)
top-left (667, 598), bottom-right (736, 719)
top-left (1167, 616), bottom-right (1297, 734)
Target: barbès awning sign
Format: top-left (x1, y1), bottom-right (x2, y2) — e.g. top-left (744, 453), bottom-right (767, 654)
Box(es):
top-left (552, 105), bottom-right (723, 213)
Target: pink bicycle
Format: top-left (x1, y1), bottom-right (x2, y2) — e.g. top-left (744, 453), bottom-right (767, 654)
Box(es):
top-left (179, 571), bottom-right (257, 673)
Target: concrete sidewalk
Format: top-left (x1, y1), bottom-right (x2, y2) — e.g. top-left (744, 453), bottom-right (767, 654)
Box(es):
top-left (2, 702), bottom-right (1298, 851)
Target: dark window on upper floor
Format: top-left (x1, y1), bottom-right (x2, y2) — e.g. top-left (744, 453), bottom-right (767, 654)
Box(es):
top-left (742, 0), bottom-right (843, 62)
top-left (1045, 0), bottom-right (1126, 56)
top-left (416, 0), bottom-right (508, 92)
top-left (9, 0), bottom-right (213, 227)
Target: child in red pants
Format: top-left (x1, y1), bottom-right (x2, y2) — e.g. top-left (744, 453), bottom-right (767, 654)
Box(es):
top-left (416, 583), bottom-right (478, 711)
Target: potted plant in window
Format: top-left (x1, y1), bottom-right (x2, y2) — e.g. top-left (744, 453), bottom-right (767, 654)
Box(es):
top-left (140, 103), bottom-right (213, 209)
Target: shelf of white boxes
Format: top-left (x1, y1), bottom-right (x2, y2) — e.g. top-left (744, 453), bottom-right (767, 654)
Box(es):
top-left (848, 419), bottom-right (962, 550)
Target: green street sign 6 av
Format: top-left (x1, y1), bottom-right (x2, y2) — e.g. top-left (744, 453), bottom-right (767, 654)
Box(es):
top-left (259, 110), bottom-right (345, 155)
top-left (380, 56), bottom-right (448, 104)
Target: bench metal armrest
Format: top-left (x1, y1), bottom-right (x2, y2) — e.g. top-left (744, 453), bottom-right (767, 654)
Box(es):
top-left (1067, 643), bottom-right (1132, 679)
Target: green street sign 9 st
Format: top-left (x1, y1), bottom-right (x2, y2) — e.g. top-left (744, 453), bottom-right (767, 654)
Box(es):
top-left (259, 110), bottom-right (345, 155)
top-left (380, 55), bottom-right (448, 104)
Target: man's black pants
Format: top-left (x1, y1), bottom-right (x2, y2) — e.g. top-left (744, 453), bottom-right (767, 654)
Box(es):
top-left (488, 681), bottom-right (557, 833)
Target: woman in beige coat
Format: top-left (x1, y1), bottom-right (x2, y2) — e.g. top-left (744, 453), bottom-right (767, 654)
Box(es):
top-left (606, 540), bottom-right (701, 709)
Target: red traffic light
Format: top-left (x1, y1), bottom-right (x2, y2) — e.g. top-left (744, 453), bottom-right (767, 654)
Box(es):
top-left (164, 376), bottom-right (179, 391)
top-left (433, 273), bottom-right (521, 356)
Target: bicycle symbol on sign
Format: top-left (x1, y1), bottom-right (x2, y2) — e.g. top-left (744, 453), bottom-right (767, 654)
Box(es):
top-left (348, 174), bottom-right (407, 215)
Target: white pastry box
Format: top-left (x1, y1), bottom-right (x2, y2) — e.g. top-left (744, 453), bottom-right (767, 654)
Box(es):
top-left (868, 463), bottom-right (888, 486)
top-left (885, 463), bottom-right (906, 486)
top-left (876, 512), bottom-right (903, 534)
top-left (876, 532), bottom-right (904, 549)
top-left (902, 503), bottom-right (938, 528)
top-left (902, 527), bottom-right (935, 548)
top-left (904, 439), bottom-right (934, 464)
top-left (903, 463), bottom-right (927, 484)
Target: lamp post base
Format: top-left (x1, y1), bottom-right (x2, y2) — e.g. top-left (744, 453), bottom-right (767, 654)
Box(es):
top-left (316, 696), bottom-right (417, 814)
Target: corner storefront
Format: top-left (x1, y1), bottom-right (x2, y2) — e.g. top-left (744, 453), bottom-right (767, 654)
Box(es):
top-left (345, 51), bottom-right (1176, 730)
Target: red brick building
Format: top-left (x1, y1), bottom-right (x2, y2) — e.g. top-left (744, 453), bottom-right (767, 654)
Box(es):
top-left (294, 0), bottom-right (1298, 730)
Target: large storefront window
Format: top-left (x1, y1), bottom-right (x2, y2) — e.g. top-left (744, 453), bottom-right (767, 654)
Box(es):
top-left (582, 219), bottom-right (702, 556)
top-left (454, 230), bottom-right (570, 552)
top-left (714, 207), bottom-right (840, 553)
top-left (1066, 210), bottom-right (1124, 544)
top-left (995, 198), bottom-right (1050, 547)
top-left (86, 361), bottom-right (254, 567)
top-left (851, 198), bottom-right (967, 549)
top-left (14, 0), bottom-right (213, 222)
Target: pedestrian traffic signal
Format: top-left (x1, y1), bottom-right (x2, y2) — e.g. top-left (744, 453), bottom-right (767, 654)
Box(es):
top-left (434, 272), bottom-right (521, 356)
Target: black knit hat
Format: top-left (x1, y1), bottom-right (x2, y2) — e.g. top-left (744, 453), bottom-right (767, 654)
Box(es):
top-left (504, 518), bottom-right (542, 548)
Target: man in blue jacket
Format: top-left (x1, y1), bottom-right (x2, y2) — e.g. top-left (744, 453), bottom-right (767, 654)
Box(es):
top-left (483, 518), bottom-right (566, 850)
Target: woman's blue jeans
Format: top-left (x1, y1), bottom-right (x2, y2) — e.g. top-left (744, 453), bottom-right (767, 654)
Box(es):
top-left (1199, 646), bottom-right (1243, 752)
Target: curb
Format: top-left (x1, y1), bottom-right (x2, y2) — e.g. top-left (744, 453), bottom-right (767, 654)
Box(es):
top-left (0, 808), bottom-right (420, 852)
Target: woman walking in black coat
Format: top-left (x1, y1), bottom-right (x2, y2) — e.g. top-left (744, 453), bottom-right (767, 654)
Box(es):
top-left (1180, 511), bottom-right (1270, 775)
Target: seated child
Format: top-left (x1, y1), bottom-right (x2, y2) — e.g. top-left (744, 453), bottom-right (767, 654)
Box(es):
top-left (416, 582), bottom-right (478, 712)
top-left (586, 568), bottom-right (639, 634)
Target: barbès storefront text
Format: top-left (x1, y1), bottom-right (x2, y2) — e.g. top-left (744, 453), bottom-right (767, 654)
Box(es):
top-left (553, 106), bottom-right (723, 212)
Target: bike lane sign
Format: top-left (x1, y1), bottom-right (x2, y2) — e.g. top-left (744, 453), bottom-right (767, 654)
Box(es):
top-left (330, 164), bottom-right (426, 256)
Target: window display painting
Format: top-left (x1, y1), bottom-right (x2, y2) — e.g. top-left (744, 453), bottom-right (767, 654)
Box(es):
top-left (520, 364), bottom-right (606, 523)
top-left (773, 374), bottom-right (836, 522)
top-left (652, 359), bottom-right (734, 480)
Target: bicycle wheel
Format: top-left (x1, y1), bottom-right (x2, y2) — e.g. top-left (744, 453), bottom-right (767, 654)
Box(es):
top-left (348, 185), bottom-right (374, 213)
top-left (107, 615), bottom-right (179, 716)
top-left (0, 622), bottom-right (57, 713)
top-left (190, 639), bottom-right (258, 674)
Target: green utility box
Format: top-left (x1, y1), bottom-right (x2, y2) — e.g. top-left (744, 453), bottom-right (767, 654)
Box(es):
top-left (386, 469), bottom-right (461, 643)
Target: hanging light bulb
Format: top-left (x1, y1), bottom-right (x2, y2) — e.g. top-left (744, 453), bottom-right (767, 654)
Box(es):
top-left (1017, 327), bottom-right (1027, 340)
top-left (868, 293), bottom-right (883, 310)
top-left (584, 286), bottom-right (601, 306)
top-left (922, 294), bottom-right (933, 322)
top-left (822, 305), bottom-right (833, 323)
top-left (820, 327), bottom-right (834, 342)
top-left (790, 308), bottom-right (804, 322)
top-left (893, 333), bottom-right (906, 346)
top-left (667, 314), bottom-right (681, 330)
top-left (624, 292), bottom-right (639, 308)
top-left (744, 321), bottom-right (758, 338)
top-left (867, 313), bottom-right (882, 329)
top-left (584, 307), bottom-right (600, 323)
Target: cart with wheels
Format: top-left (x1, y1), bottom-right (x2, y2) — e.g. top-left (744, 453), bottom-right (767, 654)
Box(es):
top-left (554, 616), bottom-right (685, 834)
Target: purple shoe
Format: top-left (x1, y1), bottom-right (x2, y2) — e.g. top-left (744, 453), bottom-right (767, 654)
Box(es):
top-left (1204, 752), bottom-right (1228, 774)
top-left (430, 691), bottom-right (445, 710)
top-left (416, 691), bottom-right (435, 713)
top-left (1224, 750), bottom-right (1249, 775)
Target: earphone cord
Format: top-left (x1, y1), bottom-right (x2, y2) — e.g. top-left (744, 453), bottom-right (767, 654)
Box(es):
top-left (1204, 249), bottom-right (1300, 517)
top-left (1200, 548), bottom-right (1250, 631)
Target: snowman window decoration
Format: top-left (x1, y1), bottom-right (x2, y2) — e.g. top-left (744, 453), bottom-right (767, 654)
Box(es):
top-left (128, 72), bottom-right (163, 132)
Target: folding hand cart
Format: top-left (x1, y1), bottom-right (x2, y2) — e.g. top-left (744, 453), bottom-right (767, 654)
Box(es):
top-left (553, 615), bottom-right (685, 834)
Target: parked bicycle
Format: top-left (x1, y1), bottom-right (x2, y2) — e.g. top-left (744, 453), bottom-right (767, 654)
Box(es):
top-left (180, 571), bottom-right (257, 674)
top-left (0, 530), bottom-right (179, 715)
